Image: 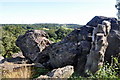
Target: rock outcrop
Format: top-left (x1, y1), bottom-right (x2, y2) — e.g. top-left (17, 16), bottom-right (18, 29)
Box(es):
top-left (43, 16), bottom-right (120, 75)
top-left (16, 16), bottom-right (120, 76)
top-left (16, 30), bottom-right (52, 62)
top-left (86, 16), bottom-right (120, 63)
top-left (38, 65), bottom-right (74, 78)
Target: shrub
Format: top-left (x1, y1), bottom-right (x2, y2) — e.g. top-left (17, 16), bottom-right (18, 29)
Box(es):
top-left (88, 57), bottom-right (120, 79)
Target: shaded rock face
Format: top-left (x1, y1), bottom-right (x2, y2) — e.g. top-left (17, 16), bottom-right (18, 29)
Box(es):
top-left (16, 30), bottom-right (52, 62)
top-left (106, 30), bottom-right (120, 62)
top-left (2, 57), bottom-right (27, 64)
top-left (39, 26), bottom-right (93, 76)
top-left (38, 65), bottom-right (74, 78)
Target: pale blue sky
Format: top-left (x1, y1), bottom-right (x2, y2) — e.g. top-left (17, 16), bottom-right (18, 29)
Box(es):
top-left (0, 0), bottom-right (117, 24)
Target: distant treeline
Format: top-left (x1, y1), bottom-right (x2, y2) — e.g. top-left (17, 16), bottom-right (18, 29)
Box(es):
top-left (1, 23), bottom-right (82, 29)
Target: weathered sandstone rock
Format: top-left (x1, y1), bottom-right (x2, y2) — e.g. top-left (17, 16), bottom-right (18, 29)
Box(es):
top-left (16, 30), bottom-right (52, 62)
top-left (38, 65), bottom-right (74, 78)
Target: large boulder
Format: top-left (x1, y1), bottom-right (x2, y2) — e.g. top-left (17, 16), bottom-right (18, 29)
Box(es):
top-left (16, 30), bottom-right (52, 62)
top-left (41, 26), bottom-right (93, 75)
top-left (38, 65), bottom-right (74, 78)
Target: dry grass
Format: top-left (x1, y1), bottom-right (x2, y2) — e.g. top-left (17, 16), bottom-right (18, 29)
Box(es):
top-left (0, 62), bottom-right (49, 79)
top-left (2, 66), bottom-right (33, 78)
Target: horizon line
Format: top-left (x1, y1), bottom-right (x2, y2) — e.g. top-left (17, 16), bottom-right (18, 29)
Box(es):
top-left (0, 23), bottom-right (84, 25)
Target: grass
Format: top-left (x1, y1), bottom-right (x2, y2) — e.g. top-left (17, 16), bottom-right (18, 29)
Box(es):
top-left (1, 64), bottom-right (49, 79)
top-left (2, 66), bottom-right (33, 78)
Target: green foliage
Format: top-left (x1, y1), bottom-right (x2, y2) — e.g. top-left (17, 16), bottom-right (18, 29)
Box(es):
top-left (32, 67), bottom-right (49, 78)
top-left (88, 57), bottom-right (120, 79)
top-left (46, 27), bottom-right (73, 42)
top-left (55, 27), bottom-right (73, 40)
top-left (1, 24), bottom-right (81, 30)
top-left (47, 29), bottom-right (57, 39)
top-left (1, 25), bottom-right (26, 58)
top-left (69, 57), bottom-right (120, 79)
top-left (89, 64), bottom-right (118, 78)
top-left (0, 27), bottom-right (4, 55)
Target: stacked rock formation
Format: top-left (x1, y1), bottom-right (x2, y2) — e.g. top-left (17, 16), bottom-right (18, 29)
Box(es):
top-left (15, 16), bottom-right (120, 76)
top-left (85, 21), bottom-right (111, 73)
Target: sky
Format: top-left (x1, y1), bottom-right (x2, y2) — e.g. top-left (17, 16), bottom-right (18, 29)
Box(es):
top-left (0, 0), bottom-right (117, 25)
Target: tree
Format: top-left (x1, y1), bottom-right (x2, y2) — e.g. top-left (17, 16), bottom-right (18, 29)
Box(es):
top-left (46, 29), bottom-right (57, 39)
top-left (55, 27), bottom-right (73, 40)
top-left (1, 25), bottom-right (26, 58)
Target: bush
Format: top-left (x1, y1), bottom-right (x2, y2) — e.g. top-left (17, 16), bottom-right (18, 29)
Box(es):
top-left (1, 25), bottom-right (26, 58)
top-left (69, 57), bottom-right (120, 79)
top-left (88, 57), bottom-right (120, 79)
